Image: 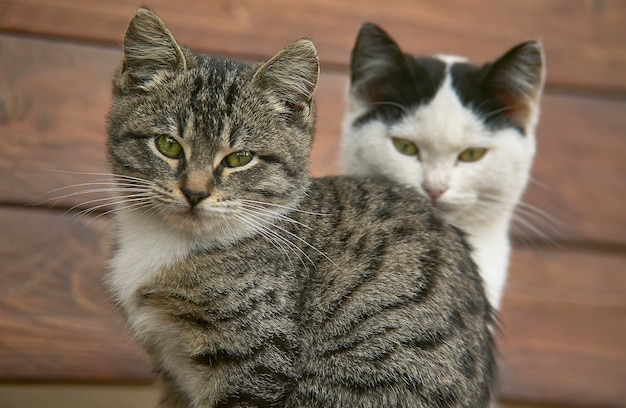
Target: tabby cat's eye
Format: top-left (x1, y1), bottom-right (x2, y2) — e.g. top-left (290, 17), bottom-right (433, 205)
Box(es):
top-left (391, 137), bottom-right (420, 157)
top-left (223, 151), bottom-right (253, 168)
top-left (155, 135), bottom-right (183, 159)
top-left (458, 147), bottom-right (488, 162)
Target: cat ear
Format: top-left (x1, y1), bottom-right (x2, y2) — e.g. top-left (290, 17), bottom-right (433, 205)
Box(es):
top-left (484, 41), bottom-right (545, 129)
top-left (120, 8), bottom-right (190, 88)
top-left (252, 39), bottom-right (319, 120)
top-left (349, 23), bottom-right (410, 103)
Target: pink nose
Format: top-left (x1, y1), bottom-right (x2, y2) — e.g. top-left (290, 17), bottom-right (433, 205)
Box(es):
top-left (423, 184), bottom-right (447, 202)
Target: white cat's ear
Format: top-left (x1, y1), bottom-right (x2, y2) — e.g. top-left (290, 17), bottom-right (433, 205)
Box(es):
top-left (349, 23), bottom-right (410, 103)
top-left (252, 39), bottom-right (319, 119)
top-left (120, 8), bottom-right (191, 88)
top-left (485, 41), bottom-right (545, 128)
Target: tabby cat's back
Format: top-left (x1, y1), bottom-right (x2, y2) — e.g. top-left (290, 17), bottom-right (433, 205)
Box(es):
top-left (288, 176), bottom-right (495, 407)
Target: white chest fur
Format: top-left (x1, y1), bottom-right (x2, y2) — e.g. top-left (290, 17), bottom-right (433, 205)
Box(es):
top-left (108, 212), bottom-right (196, 312)
top-left (462, 221), bottom-right (512, 308)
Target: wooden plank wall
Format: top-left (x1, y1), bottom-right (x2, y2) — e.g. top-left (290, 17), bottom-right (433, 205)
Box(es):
top-left (1, 1), bottom-right (624, 407)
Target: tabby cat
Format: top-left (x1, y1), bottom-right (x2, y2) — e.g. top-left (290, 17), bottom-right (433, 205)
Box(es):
top-left (341, 23), bottom-right (545, 308)
top-left (106, 9), bottom-right (495, 407)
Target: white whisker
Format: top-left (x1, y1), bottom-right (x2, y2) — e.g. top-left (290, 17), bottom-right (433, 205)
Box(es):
top-left (472, 192), bottom-right (565, 244)
top-left (73, 195), bottom-right (152, 217)
top-left (35, 187), bottom-right (150, 207)
top-left (97, 200), bottom-right (153, 219)
top-left (527, 176), bottom-right (556, 193)
top-left (236, 214), bottom-right (301, 266)
top-left (240, 199), bottom-right (331, 217)
top-left (481, 192), bottom-right (565, 229)
top-left (49, 170), bottom-right (151, 184)
top-left (76, 200), bottom-right (155, 233)
top-left (237, 212), bottom-right (310, 267)
top-left (35, 171), bottom-right (155, 210)
top-left (240, 203), bottom-right (313, 230)
top-left (249, 212), bottom-right (336, 268)
top-left (371, 100), bottom-right (410, 116)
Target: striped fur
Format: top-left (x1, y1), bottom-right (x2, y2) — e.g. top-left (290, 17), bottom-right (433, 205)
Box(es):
top-left (106, 9), bottom-right (495, 407)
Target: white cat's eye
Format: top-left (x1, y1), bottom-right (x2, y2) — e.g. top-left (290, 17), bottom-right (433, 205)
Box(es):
top-left (458, 147), bottom-right (488, 162)
top-left (223, 151), bottom-right (253, 168)
top-left (155, 135), bottom-right (184, 159)
top-left (391, 137), bottom-right (419, 157)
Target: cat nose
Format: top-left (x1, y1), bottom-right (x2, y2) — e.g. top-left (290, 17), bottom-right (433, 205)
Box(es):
top-left (422, 184), bottom-right (447, 202)
top-left (182, 188), bottom-right (209, 207)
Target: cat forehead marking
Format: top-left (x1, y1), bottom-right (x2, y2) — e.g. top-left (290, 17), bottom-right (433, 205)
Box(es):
top-left (398, 74), bottom-right (489, 149)
top-left (434, 54), bottom-right (469, 65)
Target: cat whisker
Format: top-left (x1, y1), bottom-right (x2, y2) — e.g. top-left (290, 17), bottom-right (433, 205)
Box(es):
top-left (478, 192), bottom-right (567, 237)
top-left (32, 171), bottom-right (155, 232)
top-left (37, 179), bottom-right (121, 196)
top-left (515, 201), bottom-right (568, 230)
top-left (62, 195), bottom-right (155, 234)
top-left (482, 105), bottom-right (513, 120)
top-left (476, 192), bottom-right (523, 208)
top-left (510, 213), bottom-right (558, 249)
top-left (239, 208), bottom-right (326, 267)
top-left (64, 197), bottom-right (121, 218)
top-left (50, 173), bottom-right (155, 190)
top-left (236, 212), bottom-right (311, 267)
top-left (82, 200), bottom-right (160, 234)
top-left (236, 214), bottom-right (293, 260)
top-left (240, 199), bottom-right (332, 217)
top-left (239, 215), bottom-right (304, 267)
top-left (35, 187), bottom-right (149, 208)
top-left (34, 171), bottom-right (155, 208)
top-left (74, 194), bottom-right (152, 216)
top-left (242, 209), bottom-right (337, 268)
top-left (239, 203), bottom-right (313, 230)
top-left (49, 170), bottom-right (153, 184)
top-left (471, 99), bottom-right (526, 122)
top-left (527, 176), bottom-right (555, 192)
top-left (472, 193), bottom-right (564, 245)
top-left (371, 100), bottom-right (410, 116)
top-left (513, 207), bottom-right (565, 243)
top-left (106, 199), bottom-right (159, 218)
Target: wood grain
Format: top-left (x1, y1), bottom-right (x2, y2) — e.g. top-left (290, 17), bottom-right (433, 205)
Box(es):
top-left (1, 34), bottom-right (625, 246)
top-left (0, 35), bottom-right (112, 208)
top-left (0, 0), bottom-right (624, 92)
top-left (0, 207), bottom-right (152, 383)
top-left (499, 248), bottom-right (626, 407)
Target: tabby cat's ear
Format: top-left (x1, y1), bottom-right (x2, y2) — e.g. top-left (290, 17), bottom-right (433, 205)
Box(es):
top-left (350, 23), bottom-right (410, 103)
top-left (120, 8), bottom-right (191, 89)
top-left (484, 41), bottom-right (545, 128)
top-left (252, 39), bottom-right (319, 120)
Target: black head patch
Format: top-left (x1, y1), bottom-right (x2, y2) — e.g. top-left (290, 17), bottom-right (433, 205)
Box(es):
top-left (349, 23), bottom-right (544, 135)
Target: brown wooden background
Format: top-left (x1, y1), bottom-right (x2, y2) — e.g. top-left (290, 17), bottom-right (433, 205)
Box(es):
top-left (1, 1), bottom-right (625, 407)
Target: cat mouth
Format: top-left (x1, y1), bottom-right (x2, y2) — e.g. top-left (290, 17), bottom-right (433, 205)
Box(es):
top-left (160, 206), bottom-right (231, 234)
top-left (155, 201), bottom-right (212, 223)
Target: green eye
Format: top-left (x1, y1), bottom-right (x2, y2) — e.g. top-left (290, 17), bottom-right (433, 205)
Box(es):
top-left (458, 147), bottom-right (488, 162)
top-left (223, 151), bottom-right (253, 168)
top-left (391, 137), bottom-right (419, 157)
top-left (155, 135), bottom-right (183, 158)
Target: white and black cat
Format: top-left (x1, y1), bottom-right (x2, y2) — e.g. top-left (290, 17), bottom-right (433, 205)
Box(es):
top-left (104, 9), bottom-right (495, 407)
top-left (342, 23), bottom-right (545, 308)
